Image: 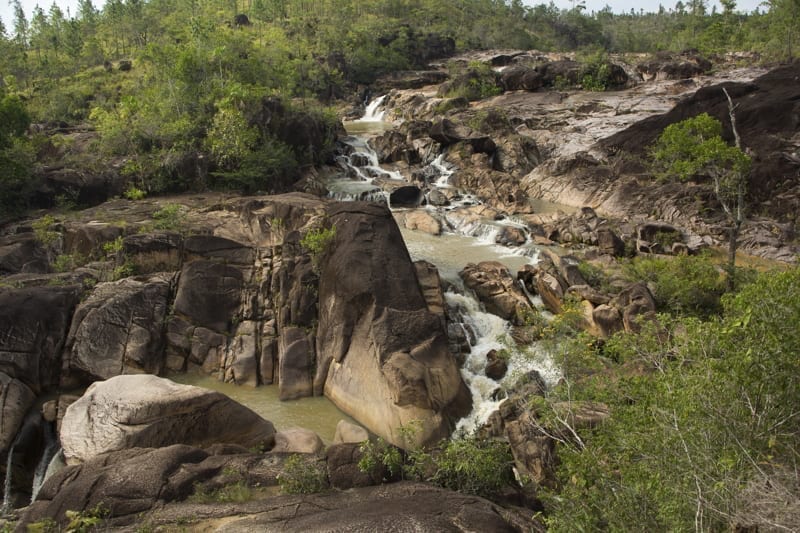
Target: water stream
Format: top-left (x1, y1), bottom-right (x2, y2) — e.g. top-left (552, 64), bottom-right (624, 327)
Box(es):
top-left (336, 96), bottom-right (562, 435)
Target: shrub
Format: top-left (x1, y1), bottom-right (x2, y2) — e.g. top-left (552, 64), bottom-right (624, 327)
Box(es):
top-left (429, 437), bottom-right (515, 498)
top-left (151, 204), bottom-right (185, 231)
top-left (32, 215), bottom-right (60, 246)
top-left (123, 186), bottom-right (146, 201)
top-left (277, 454), bottom-right (328, 495)
top-left (623, 253), bottom-right (725, 317)
top-left (358, 438), bottom-right (403, 481)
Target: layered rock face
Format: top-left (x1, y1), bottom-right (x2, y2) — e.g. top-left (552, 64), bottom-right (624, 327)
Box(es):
top-left (60, 375), bottom-right (276, 464)
top-left (317, 202), bottom-right (471, 448)
top-left (0, 193), bottom-right (471, 467)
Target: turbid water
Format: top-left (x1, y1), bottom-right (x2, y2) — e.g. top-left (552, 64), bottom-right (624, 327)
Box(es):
top-left (168, 373), bottom-right (355, 444)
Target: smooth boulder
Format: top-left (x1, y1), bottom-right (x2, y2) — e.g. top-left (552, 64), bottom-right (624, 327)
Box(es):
top-left (60, 375), bottom-right (275, 464)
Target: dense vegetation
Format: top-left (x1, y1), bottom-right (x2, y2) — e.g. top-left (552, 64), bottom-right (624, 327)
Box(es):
top-left (0, 0), bottom-right (798, 216)
top-left (540, 262), bottom-right (800, 531)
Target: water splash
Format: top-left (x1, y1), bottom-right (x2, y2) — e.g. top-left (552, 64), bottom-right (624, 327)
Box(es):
top-left (358, 95), bottom-right (387, 122)
top-left (447, 290), bottom-right (561, 436)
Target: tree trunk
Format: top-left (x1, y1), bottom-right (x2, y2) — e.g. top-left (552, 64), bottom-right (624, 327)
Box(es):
top-left (727, 219), bottom-right (741, 292)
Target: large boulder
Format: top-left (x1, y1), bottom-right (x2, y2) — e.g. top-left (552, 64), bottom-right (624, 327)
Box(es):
top-left (0, 285), bottom-right (81, 393)
top-left (60, 375), bottom-right (276, 464)
top-left (316, 202), bottom-right (471, 449)
top-left (429, 119), bottom-right (496, 154)
top-left (62, 273), bottom-right (172, 383)
top-left (460, 261), bottom-right (535, 325)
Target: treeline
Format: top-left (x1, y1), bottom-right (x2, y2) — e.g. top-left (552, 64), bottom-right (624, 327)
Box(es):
top-left (0, 0), bottom-right (797, 215)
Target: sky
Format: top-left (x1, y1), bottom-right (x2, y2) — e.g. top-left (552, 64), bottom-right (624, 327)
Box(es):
top-left (0, 0), bottom-right (767, 36)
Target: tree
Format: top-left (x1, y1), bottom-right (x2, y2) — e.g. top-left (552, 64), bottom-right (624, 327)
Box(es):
top-left (651, 99), bottom-right (750, 289)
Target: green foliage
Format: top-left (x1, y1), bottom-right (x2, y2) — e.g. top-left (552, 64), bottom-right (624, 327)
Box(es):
top-left (102, 236), bottom-right (124, 257)
top-left (151, 204), bottom-right (185, 231)
top-left (32, 215), bottom-right (60, 246)
top-left (358, 438), bottom-right (403, 481)
top-left (624, 253), bottom-right (726, 317)
top-left (301, 226), bottom-right (336, 265)
top-left (428, 437), bottom-right (515, 498)
top-left (24, 518), bottom-right (58, 533)
top-left (543, 267), bottom-right (800, 532)
top-left (53, 253), bottom-right (86, 272)
top-left (442, 62), bottom-right (502, 102)
top-left (0, 91), bottom-right (36, 217)
top-left (123, 186), bottom-right (146, 201)
top-left (651, 113), bottom-right (751, 183)
top-left (277, 454), bottom-right (328, 495)
top-left (111, 261), bottom-right (136, 280)
top-left (64, 504), bottom-right (107, 533)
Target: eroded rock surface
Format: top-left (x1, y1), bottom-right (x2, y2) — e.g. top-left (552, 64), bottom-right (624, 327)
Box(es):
top-left (317, 202), bottom-right (471, 448)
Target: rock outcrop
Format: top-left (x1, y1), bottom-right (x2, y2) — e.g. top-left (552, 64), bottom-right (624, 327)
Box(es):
top-left (62, 274), bottom-right (173, 382)
top-left (461, 261), bottom-right (536, 325)
top-left (60, 375), bottom-right (276, 464)
top-left (317, 202), bottom-right (471, 449)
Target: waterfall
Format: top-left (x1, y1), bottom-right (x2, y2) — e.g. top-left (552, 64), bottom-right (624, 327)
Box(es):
top-left (30, 422), bottom-right (59, 504)
top-left (358, 95), bottom-right (387, 122)
top-left (431, 154), bottom-right (454, 188)
top-left (448, 290), bottom-right (561, 436)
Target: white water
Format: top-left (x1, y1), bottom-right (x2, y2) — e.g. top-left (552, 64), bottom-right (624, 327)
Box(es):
top-left (334, 106), bottom-right (564, 436)
top-left (359, 95), bottom-right (387, 122)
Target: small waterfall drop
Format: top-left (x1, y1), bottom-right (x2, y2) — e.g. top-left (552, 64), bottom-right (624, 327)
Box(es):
top-left (359, 95), bottom-right (387, 122)
top-left (431, 154), bottom-right (454, 188)
top-left (448, 290), bottom-right (561, 436)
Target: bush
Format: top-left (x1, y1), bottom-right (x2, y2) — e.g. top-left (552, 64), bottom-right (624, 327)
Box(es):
top-left (623, 253), bottom-right (725, 317)
top-left (429, 437), bottom-right (515, 498)
top-left (441, 61), bottom-right (502, 102)
top-left (277, 454), bottom-right (328, 495)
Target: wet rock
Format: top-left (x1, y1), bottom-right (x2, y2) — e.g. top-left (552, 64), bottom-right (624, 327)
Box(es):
top-left (429, 119), bottom-right (496, 154)
top-left (611, 282), bottom-right (658, 334)
top-left (597, 228), bottom-right (626, 257)
top-left (208, 482), bottom-right (532, 531)
top-left (317, 202), bottom-right (471, 449)
top-left (500, 65), bottom-right (544, 92)
top-left (592, 304), bottom-right (624, 338)
top-left (389, 185), bottom-right (424, 208)
top-left (461, 261), bottom-right (535, 325)
top-left (21, 445), bottom-right (212, 527)
top-left (63, 273), bottom-right (172, 382)
top-left (123, 232), bottom-right (183, 273)
top-left (374, 70), bottom-right (449, 91)
top-left (0, 233), bottom-right (50, 275)
top-left (272, 428), bottom-right (324, 455)
top-left (495, 225), bottom-right (527, 246)
top-left (485, 349), bottom-right (508, 381)
top-left (60, 375), bottom-right (276, 464)
top-left (636, 50), bottom-right (712, 81)
top-left (173, 260), bottom-right (244, 333)
top-left (395, 209), bottom-right (442, 236)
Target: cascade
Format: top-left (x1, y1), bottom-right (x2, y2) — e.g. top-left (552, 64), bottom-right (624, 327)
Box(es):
top-left (334, 99), bottom-right (561, 436)
top-left (358, 95), bottom-right (387, 122)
